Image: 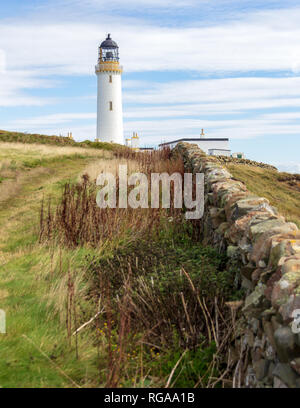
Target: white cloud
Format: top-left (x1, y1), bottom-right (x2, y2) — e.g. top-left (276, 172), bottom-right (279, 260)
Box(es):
top-left (123, 76), bottom-right (300, 105)
top-left (67, 0), bottom-right (196, 8)
top-left (0, 49), bottom-right (6, 74)
top-left (1, 7), bottom-right (300, 75)
top-left (122, 116), bottom-right (300, 141)
top-left (1, 2), bottom-right (300, 154)
top-left (0, 70), bottom-right (57, 107)
top-left (276, 163), bottom-right (300, 174)
top-left (12, 113), bottom-right (96, 127)
top-left (260, 112), bottom-right (300, 120)
top-left (124, 100), bottom-right (300, 118)
top-left (4, 108), bottom-right (300, 145)
top-left (4, 73), bottom-right (300, 142)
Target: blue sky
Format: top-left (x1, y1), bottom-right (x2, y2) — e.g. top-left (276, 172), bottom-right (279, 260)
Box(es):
top-left (1, 0), bottom-right (300, 172)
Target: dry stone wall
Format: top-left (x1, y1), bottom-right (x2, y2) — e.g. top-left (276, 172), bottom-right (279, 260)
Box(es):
top-left (173, 142), bottom-right (300, 388)
top-left (215, 155), bottom-right (278, 170)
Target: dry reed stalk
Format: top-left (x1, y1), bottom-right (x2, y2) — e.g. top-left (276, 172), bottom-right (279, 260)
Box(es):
top-left (181, 267), bottom-right (213, 343)
top-left (22, 335), bottom-right (81, 389)
top-left (165, 349), bottom-right (187, 388)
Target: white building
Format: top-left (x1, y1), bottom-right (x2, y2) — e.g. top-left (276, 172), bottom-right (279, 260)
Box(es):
top-left (208, 148), bottom-right (231, 157)
top-left (159, 137), bottom-right (230, 156)
top-left (95, 34), bottom-right (124, 144)
top-left (131, 132), bottom-right (140, 150)
top-left (232, 152), bottom-right (245, 159)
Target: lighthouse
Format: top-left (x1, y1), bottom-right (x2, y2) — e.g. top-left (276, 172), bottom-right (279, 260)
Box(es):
top-left (95, 34), bottom-right (124, 144)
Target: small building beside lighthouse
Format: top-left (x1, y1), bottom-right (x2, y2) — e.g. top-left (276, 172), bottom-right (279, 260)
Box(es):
top-left (159, 130), bottom-right (231, 156)
top-left (95, 34), bottom-right (124, 144)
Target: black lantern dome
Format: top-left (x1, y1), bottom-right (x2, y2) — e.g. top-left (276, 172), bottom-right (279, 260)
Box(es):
top-left (99, 34), bottom-right (119, 62)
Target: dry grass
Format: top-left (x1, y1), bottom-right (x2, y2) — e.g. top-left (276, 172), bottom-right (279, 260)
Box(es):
top-left (225, 163), bottom-right (300, 227)
top-left (0, 141), bottom-right (113, 206)
top-left (0, 166), bottom-right (51, 204)
top-left (0, 148), bottom-right (113, 388)
top-left (44, 251), bottom-right (91, 326)
top-left (79, 158), bottom-right (140, 182)
top-left (38, 147), bottom-right (238, 388)
top-left (0, 141), bottom-right (113, 162)
top-left (40, 148), bottom-right (184, 248)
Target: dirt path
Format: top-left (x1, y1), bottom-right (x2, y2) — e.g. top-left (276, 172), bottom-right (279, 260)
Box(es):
top-left (0, 156), bottom-right (103, 388)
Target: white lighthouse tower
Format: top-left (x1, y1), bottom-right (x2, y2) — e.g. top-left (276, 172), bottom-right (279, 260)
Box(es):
top-left (95, 34), bottom-right (124, 144)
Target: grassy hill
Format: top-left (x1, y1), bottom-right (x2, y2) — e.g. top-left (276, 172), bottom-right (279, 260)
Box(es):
top-left (0, 140), bottom-right (115, 387)
top-left (0, 136), bottom-right (236, 388)
top-left (0, 133), bottom-right (299, 388)
top-left (223, 162), bottom-right (300, 227)
top-left (0, 129), bottom-right (127, 152)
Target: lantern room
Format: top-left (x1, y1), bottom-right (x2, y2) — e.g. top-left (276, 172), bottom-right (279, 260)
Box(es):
top-left (98, 34), bottom-right (120, 63)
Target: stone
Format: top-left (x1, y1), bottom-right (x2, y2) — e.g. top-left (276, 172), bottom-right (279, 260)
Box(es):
top-left (278, 294), bottom-right (300, 323)
top-left (209, 207), bottom-right (226, 228)
top-left (250, 224), bottom-right (299, 267)
top-left (207, 192), bottom-right (214, 205)
top-left (228, 345), bottom-right (240, 366)
top-left (224, 191), bottom-right (250, 218)
top-left (245, 366), bottom-right (257, 388)
top-left (249, 219), bottom-right (286, 242)
top-left (241, 263), bottom-right (256, 280)
top-left (242, 276), bottom-right (254, 291)
top-left (281, 256), bottom-right (300, 275)
top-left (249, 317), bottom-right (260, 333)
top-left (271, 315), bottom-right (282, 331)
top-left (253, 359), bottom-right (270, 381)
top-left (238, 239), bottom-right (252, 256)
top-left (213, 181), bottom-right (247, 208)
top-left (274, 326), bottom-right (296, 362)
top-left (273, 363), bottom-right (298, 388)
top-left (273, 376), bottom-right (288, 388)
top-left (261, 307), bottom-right (276, 320)
top-left (230, 196), bottom-right (272, 222)
top-left (206, 167), bottom-right (232, 184)
top-left (271, 272), bottom-right (300, 311)
top-left (262, 319), bottom-right (276, 350)
top-left (258, 260), bottom-right (267, 268)
top-left (252, 346), bottom-right (264, 362)
top-left (290, 358), bottom-right (300, 376)
top-left (254, 334), bottom-right (266, 350)
top-left (265, 343), bottom-right (276, 360)
top-left (269, 234), bottom-right (300, 270)
top-left (243, 284), bottom-right (270, 317)
top-left (267, 362), bottom-right (276, 381)
top-left (251, 268), bottom-right (264, 283)
top-left (227, 245), bottom-right (239, 258)
top-left (228, 211), bottom-right (268, 245)
top-left (175, 143), bottom-right (300, 388)
top-left (217, 222), bottom-right (230, 235)
top-left (244, 329), bottom-right (255, 347)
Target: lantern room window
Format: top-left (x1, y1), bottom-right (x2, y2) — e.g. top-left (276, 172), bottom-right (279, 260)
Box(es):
top-left (99, 34), bottom-right (120, 63)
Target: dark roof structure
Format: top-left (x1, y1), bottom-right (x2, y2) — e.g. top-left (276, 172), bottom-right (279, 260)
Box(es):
top-left (208, 148), bottom-right (231, 151)
top-left (159, 138), bottom-right (229, 147)
top-left (100, 34), bottom-right (118, 49)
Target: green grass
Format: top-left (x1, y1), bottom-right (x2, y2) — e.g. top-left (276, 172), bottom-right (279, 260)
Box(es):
top-left (225, 163), bottom-right (300, 228)
top-left (3, 140), bottom-right (293, 389)
top-left (86, 228), bottom-right (241, 387)
top-left (0, 141), bottom-right (241, 388)
top-left (0, 246), bottom-right (100, 388)
top-left (0, 147), bottom-right (112, 387)
top-left (0, 129), bottom-right (127, 152)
